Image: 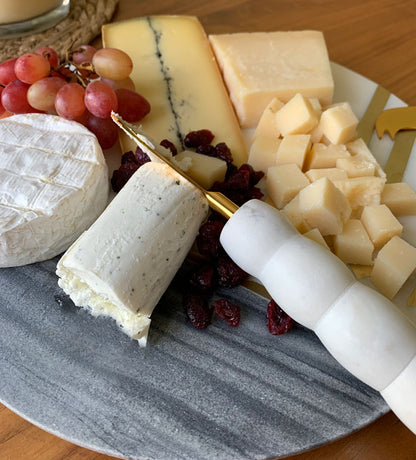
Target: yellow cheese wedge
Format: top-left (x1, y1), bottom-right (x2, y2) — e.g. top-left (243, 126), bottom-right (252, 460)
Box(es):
top-left (209, 30), bottom-right (334, 128)
top-left (102, 16), bottom-right (247, 166)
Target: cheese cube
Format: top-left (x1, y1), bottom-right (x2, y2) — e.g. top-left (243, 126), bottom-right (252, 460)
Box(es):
top-left (174, 150), bottom-right (227, 189)
top-left (346, 138), bottom-right (386, 178)
top-left (371, 236), bottom-right (416, 299)
top-left (333, 219), bottom-right (374, 265)
top-left (333, 176), bottom-right (386, 210)
top-left (336, 155), bottom-right (376, 178)
top-left (298, 177), bottom-right (351, 235)
top-left (248, 136), bottom-right (281, 173)
top-left (276, 134), bottom-right (311, 169)
top-left (381, 182), bottom-right (416, 216)
top-left (267, 163), bottom-right (309, 209)
top-left (209, 30), bottom-right (334, 128)
top-left (350, 264), bottom-right (373, 279)
top-left (310, 124), bottom-right (324, 143)
top-left (319, 102), bottom-right (358, 144)
top-left (303, 228), bottom-right (329, 249)
top-left (275, 93), bottom-right (319, 136)
top-left (305, 168), bottom-right (348, 182)
top-left (252, 97), bottom-right (284, 140)
top-left (309, 97), bottom-right (322, 117)
top-left (282, 195), bottom-right (311, 233)
top-left (305, 142), bottom-right (350, 169)
top-left (360, 204), bottom-right (403, 248)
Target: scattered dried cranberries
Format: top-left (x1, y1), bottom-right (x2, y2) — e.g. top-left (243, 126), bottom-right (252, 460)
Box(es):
top-left (214, 299), bottom-right (241, 327)
top-left (183, 293), bottom-right (213, 329)
top-left (184, 129), bottom-right (215, 148)
top-left (267, 300), bottom-right (294, 335)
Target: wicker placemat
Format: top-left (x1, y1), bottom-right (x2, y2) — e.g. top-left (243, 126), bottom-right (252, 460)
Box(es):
top-left (0, 0), bottom-right (119, 62)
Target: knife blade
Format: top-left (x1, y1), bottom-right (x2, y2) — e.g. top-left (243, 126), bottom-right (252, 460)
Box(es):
top-left (111, 112), bottom-right (239, 219)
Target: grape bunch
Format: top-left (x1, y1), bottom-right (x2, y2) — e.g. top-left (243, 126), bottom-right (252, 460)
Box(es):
top-left (0, 45), bottom-right (150, 149)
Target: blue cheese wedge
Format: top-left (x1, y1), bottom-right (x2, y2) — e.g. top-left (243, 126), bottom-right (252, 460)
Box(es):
top-left (0, 114), bottom-right (109, 267)
top-left (56, 162), bottom-right (209, 346)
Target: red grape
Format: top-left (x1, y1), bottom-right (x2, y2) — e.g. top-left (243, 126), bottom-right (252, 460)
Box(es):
top-left (71, 45), bottom-right (96, 65)
top-left (14, 53), bottom-right (51, 84)
top-left (27, 76), bottom-right (66, 112)
top-left (92, 48), bottom-right (133, 80)
top-left (101, 76), bottom-right (135, 91)
top-left (0, 87), bottom-right (5, 116)
top-left (35, 47), bottom-right (59, 68)
top-left (1, 80), bottom-right (41, 114)
top-left (83, 111), bottom-right (119, 149)
top-left (55, 83), bottom-right (86, 119)
top-left (84, 80), bottom-right (118, 119)
top-left (0, 58), bottom-right (18, 86)
top-left (115, 88), bottom-right (151, 122)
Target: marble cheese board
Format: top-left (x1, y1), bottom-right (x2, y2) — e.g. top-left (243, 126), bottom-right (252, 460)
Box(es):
top-left (0, 63), bottom-right (415, 460)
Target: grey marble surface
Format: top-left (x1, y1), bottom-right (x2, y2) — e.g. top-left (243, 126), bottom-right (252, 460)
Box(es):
top-left (0, 256), bottom-right (388, 459)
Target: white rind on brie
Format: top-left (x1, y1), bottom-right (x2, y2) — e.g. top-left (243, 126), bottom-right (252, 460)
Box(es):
top-left (0, 114), bottom-right (109, 267)
top-left (56, 162), bottom-right (209, 346)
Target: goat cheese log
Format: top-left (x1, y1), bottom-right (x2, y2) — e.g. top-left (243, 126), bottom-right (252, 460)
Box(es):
top-left (57, 162), bottom-right (209, 346)
top-left (220, 199), bottom-right (416, 434)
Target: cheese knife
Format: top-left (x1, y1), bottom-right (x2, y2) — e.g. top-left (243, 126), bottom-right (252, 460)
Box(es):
top-left (112, 112), bottom-right (416, 436)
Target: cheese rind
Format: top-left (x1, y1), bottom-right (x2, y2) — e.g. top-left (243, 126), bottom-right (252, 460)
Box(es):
top-left (0, 114), bottom-right (109, 267)
top-left (102, 16), bottom-right (247, 166)
top-left (209, 30), bottom-right (334, 127)
top-left (57, 162), bottom-right (209, 345)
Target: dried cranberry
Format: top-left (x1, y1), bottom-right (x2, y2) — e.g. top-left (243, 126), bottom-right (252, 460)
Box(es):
top-left (134, 147), bottom-right (151, 166)
top-left (189, 265), bottom-right (216, 293)
top-left (196, 220), bottom-right (225, 260)
top-left (216, 254), bottom-right (248, 288)
top-left (214, 299), bottom-right (241, 327)
top-left (160, 139), bottom-right (178, 156)
top-left (184, 129), bottom-right (215, 148)
top-left (210, 180), bottom-right (246, 206)
top-left (225, 163), bottom-right (238, 180)
top-left (267, 300), bottom-right (294, 335)
top-left (211, 163), bottom-right (264, 205)
top-left (238, 163), bottom-right (264, 186)
top-left (184, 293), bottom-right (213, 329)
top-left (227, 167), bottom-right (251, 191)
top-left (196, 143), bottom-right (216, 156)
top-left (247, 186), bottom-right (264, 201)
top-left (214, 142), bottom-right (233, 163)
top-left (121, 150), bottom-right (138, 165)
top-left (111, 161), bottom-right (139, 192)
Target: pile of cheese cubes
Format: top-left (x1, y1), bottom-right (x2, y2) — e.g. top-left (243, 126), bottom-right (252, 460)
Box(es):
top-left (248, 92), bottom-right (416, 300)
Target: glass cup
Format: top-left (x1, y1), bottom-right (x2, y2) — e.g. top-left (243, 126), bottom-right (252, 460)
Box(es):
top-left (0, 0), bottom-right (70, 38)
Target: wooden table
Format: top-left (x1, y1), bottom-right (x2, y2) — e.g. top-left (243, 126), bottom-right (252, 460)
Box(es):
top-left (2, 0), bottom-right (416, 458)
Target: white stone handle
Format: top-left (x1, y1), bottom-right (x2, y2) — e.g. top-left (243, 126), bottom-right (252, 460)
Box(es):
top-left (220, 199), bottom-right (416, 434)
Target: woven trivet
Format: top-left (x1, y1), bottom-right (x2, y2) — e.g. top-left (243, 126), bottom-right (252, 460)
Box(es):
top-left (0, 0), bottom-right (119, 62)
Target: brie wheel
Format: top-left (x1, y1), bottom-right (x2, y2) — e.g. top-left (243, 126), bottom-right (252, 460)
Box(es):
top-left (0, 114), bottom-right (109, 267)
